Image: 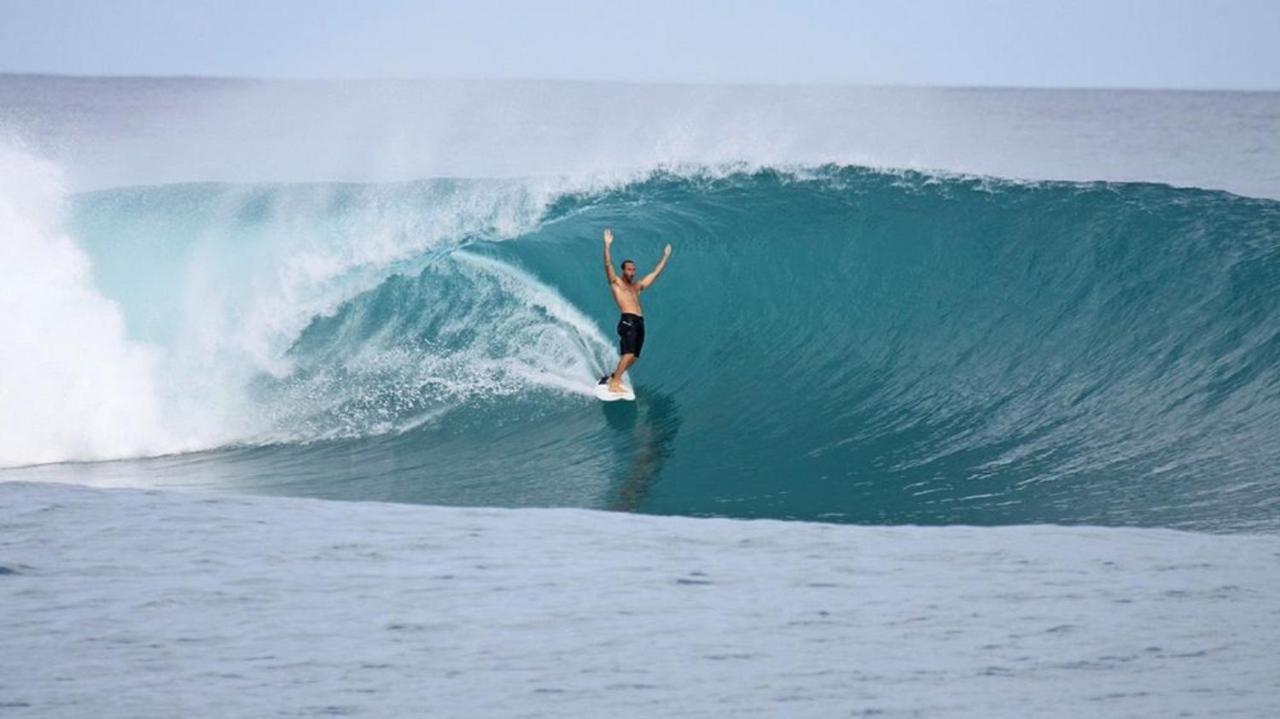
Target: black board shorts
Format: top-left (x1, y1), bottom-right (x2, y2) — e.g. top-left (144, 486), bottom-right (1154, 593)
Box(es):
top-left (617, 313), bottom-right (646, 357)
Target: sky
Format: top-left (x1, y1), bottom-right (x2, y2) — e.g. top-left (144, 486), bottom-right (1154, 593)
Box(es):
top-left (0, 0), bottom-right (1277, 90)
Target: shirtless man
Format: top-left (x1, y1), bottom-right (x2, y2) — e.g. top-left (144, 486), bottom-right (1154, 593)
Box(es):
top-left (601, 228), bottom-right (672, 395)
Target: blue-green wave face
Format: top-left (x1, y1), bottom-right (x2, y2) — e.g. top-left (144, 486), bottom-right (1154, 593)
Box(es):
top-left (55, 167), bottom-right (1280, 530)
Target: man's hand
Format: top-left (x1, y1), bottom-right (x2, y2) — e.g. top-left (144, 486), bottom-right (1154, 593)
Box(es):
top-left (636, 243), bottom-right (672, 291)
top-left (604, 228), bottom-right (614, 246)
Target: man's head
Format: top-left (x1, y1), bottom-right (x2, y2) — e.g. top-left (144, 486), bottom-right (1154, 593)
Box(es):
top-left (621, 259), bottom-right (636, 282)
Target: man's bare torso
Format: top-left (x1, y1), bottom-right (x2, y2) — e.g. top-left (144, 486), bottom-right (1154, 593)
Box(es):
top-left (610, 277), bottom-right (643, 316)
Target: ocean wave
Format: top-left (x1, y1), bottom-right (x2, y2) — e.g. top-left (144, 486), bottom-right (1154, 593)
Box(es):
top-left (4, 150), bottom-right (1279, 529)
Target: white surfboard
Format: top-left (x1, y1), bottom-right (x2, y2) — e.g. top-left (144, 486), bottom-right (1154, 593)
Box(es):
top-left (594, 376), bottom-right (635, 402)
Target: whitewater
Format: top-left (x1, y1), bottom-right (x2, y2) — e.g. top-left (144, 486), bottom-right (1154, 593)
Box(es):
top-left (2, 76), bottom-right (1279, 716)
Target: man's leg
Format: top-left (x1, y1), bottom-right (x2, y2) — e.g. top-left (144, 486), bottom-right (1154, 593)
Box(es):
top-left (609, 353), bottom-right (637, 392)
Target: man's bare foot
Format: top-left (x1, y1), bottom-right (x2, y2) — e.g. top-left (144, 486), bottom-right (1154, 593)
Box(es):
top-left (608, 379), bottom-right (626, 394)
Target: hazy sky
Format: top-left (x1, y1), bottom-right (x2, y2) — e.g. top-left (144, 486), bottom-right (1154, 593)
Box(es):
top-left (1, 0), bottom-right (1277, 89)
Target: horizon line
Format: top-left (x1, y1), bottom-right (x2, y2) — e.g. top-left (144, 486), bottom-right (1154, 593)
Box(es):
top-left (1, 71), bottom-right (1276, 95)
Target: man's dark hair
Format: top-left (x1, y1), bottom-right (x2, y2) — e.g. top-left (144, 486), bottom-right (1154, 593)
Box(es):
top-left (621, 259), bottom-right (636, 269)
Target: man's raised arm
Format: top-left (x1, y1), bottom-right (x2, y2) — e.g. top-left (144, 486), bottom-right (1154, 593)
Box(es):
top-left (637, 244), bottom-right (673, 291)
top-left (603, 228), bottom-right (618, 283)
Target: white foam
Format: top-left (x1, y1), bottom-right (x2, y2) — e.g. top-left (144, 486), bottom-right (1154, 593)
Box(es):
top-left (453, 250), bottom-right (617, 388)
top-left (254, 250), bottom-right (618, 443)
top-left (0, 139), bottom-right (166, 465)
top-left (153, 179), bottom-right (571, 446)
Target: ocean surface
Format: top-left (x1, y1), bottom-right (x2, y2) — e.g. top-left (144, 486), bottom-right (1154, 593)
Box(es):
top-left (4, 481), bottom-right (1279, 718)
top-left (2, 76), bottom-right (1279, 715)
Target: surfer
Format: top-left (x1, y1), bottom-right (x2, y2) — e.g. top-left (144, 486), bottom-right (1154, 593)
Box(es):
top-left (601, 228), bottom-right (672, 395)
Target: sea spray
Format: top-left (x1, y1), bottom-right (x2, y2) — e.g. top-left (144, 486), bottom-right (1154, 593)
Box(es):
top-left (0, 139), bottom-right (166, 465)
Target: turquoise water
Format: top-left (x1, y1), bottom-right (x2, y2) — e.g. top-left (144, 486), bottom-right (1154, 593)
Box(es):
top-left (28, 167), bottom-right (1277, 531)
